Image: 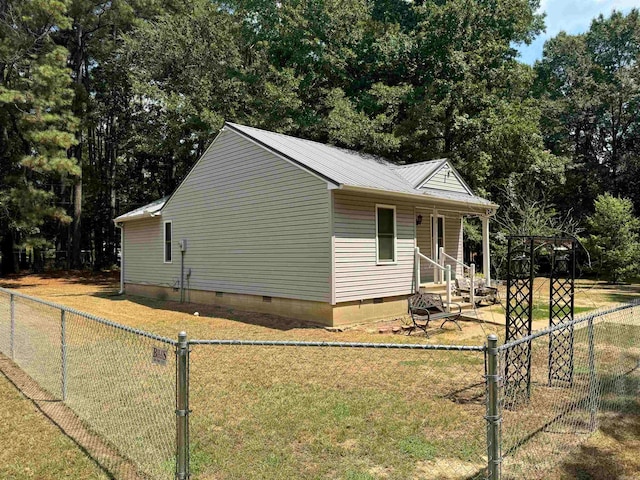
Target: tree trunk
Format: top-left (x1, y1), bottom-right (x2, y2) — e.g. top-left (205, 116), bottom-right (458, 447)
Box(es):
top-left (72, 172), bottom-right (83, 268)
top-left (0, 230), bottom-right (17, 275)
top-left (70, 22), bottom-right (85, 269)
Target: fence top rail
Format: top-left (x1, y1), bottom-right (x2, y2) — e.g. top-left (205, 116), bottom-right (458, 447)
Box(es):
top-left (497, 300), bottom-right (640, 352)
top-left (189, 338), bottom-right (486, 351)
top-left (0, 287), bottom-right (177, 346)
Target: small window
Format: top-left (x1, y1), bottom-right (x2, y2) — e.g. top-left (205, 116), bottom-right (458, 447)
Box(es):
top-left (164, 221), bottom-right (172, 263)
top-left (376, 205), bottom-right (396, 263)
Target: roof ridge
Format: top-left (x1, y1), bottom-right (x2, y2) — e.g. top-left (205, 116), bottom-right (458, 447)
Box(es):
top-left (226, 122), bottom-right (395, 166)
top-left (393, 159), bottom-right (446, 169)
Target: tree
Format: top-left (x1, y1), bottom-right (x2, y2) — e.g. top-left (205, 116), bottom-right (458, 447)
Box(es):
top-left (0, 0), bottom-right (79, 274)
top-left (585, 193), bottom-right (640, 283)
top-left (536, 10), bottom-right (640, 217)
top-left (491, 185), bottom-right (582, 280)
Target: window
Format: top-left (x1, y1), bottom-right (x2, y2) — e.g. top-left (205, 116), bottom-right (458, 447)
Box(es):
top-left (376, 205), bottom-right (396, 263)
top-left (164, 221), bottom-right (172, 263)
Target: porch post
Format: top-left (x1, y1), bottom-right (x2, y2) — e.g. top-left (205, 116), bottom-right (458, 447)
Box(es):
top-left (482, 216), bottom-right (491, 287)
top-left (432, 212), bottom-right (440, 283)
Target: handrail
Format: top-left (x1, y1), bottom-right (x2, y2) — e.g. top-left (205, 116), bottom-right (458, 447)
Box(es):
top-left (414, 247), bottom-right (451, 312)
top-left (440, 248), bottom-right (470, 271)
top-left (439, 247), bottom-right (475, 306)
top-left (417, 250), bottom-right (446, 271)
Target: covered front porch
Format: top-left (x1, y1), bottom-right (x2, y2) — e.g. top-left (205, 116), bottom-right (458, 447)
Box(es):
top-left (413, 206), bottom-right (494, 308)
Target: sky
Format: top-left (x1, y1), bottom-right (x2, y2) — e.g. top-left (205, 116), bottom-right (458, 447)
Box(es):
top-left (516, 0), bottom-right (640, 64)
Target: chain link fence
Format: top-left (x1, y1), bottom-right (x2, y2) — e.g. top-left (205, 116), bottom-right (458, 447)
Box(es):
top-left (497, 302), bottom-right (640, 479)
top-left (188, 340), bottom-right (488, 480)
top-left (0, 288), bottom-right (177, 479)
top-left (0, 287), bottom-right (638, 479)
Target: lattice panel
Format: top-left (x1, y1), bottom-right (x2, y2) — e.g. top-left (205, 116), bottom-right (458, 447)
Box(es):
top-left (548, 239), bottom-right (576, 386)
top-left (504, 236), bottom-right (535, 408)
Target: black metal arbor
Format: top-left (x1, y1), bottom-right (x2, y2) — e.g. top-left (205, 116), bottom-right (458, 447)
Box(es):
top-left (503, 236), bottom-right (577, 408)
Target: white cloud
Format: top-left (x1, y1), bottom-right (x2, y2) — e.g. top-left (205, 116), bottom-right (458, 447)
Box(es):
top-left (518, 0), bottom-right (639, 64)
top-left (543, 0), bottom-right (637, 36)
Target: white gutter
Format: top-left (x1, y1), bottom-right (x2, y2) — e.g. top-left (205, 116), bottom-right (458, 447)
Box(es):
top-left (113, 210), bottom-right (162, 223)
top-left (338, 185), bottom-right (499, 213)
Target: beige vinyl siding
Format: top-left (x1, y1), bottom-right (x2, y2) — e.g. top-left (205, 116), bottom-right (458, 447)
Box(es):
top-left (154, 129), bottom-right (331, 302)
top-left (422, 164), bottom-right (469, 193)
top-left (443, 214), bottom-right (464, 278)
top-left (123, 218), bottom-right (167, 285)
top-left (333, 191), bottom-right (415, 302)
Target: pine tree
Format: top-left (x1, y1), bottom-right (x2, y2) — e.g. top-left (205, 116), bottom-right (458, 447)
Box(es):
top-left (0, 0), bottom-right (79, 274)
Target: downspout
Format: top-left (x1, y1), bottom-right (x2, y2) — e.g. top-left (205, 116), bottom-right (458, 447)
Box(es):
top-left (115, 222), bottom-right (125, 294)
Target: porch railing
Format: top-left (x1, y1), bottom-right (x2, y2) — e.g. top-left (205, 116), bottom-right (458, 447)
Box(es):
top-left (414, 247), bottom-right (451, 312)
top-left (439, 247), bottom-right (476, 306)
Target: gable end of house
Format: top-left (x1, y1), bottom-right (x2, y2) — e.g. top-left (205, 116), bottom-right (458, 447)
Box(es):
top-left (418, 161), bottom-right (474, 195)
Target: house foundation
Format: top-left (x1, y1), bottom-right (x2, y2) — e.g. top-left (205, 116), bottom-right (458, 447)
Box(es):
top-left (125, 283), bottom-right (409, 327)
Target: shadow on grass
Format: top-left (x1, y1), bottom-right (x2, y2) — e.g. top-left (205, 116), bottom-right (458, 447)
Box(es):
top-left (95, 291), bottom-right (325, 331)
top-left (38, 270), bottom-right (119, 286)
top-left (560, 443), bottom-right (626, 480)
top-left (0, 270), bottom-right (118, 290)
top-left (604, 292), bottom-right (640, 303)
top-left (503, 367), bottom-right (640, 478)
top-left (559, 409), bottom-right (640, 480)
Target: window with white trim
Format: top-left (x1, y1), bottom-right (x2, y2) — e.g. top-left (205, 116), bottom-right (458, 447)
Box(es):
top-left (164, 221), bottom-right (172, 263)
top-left (376, 205), bottom-right (396, 263)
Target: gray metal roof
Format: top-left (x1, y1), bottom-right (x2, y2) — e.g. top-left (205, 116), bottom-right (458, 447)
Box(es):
top-left (226, 123), bottom-right (415, 194)
top-left (226, 122), bottom-right (495, 207)
top-left (115, 124), bottom-right (497, 222)
top-left (114, 196), bottom-right (167, 223)
top-left (419, 188), bottom-right (495, 206)
top-left (392, 159), bottom-right (446, 188)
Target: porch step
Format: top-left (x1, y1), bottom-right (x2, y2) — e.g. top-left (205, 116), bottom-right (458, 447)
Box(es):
top-left (418, 283), bottom-right (476, 313)
top-left (419, 284), bottom-right (445, 293)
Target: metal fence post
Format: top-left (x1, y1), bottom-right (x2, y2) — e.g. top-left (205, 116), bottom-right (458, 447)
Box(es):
top-left (61, 310), bottom-right (67, 401)
top-left (486, 334), bottom-right (501, 480)
top-left (176, 331), bottom-right (190, 480)
top-left (587, 317), bottom-right (597, 431)
top-left (10, 293), bottom-right (15, 360)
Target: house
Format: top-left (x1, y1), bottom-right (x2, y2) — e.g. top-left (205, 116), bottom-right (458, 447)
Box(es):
top-left (114, 122), bottom-right (498, 326)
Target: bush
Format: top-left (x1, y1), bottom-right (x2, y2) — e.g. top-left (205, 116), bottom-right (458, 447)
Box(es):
top-left (584, 194), bottom-right (640, 283)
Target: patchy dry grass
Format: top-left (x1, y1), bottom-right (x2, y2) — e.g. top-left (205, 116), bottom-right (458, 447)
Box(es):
top-left (0, 372), bottom-right (108, 479)
top-left (473, 277), bottom-right (640, 330)
top-left (0, 272), bottom-right (639, 479)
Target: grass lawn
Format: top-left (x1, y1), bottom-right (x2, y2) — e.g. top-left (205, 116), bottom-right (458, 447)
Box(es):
top-left (0, 372), bottom-right (108, 479)
top-left (0, 272), bottom-right (638, 480)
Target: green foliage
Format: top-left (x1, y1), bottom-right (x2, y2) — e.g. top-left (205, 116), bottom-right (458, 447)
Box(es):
top-left (2, 0), bottom-right (640, 277)
top-left (0, 0), bottom-right (79, 270)
top-left (536, 9), bottom-right (640, 216)
top-left (491, 186), bottom-right (582, 279)
top-left (584, 194), bottom-right (640, 283)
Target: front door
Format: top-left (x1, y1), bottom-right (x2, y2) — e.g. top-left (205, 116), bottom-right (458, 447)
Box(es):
top-left (432, 215), bottom-right (444, 282)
